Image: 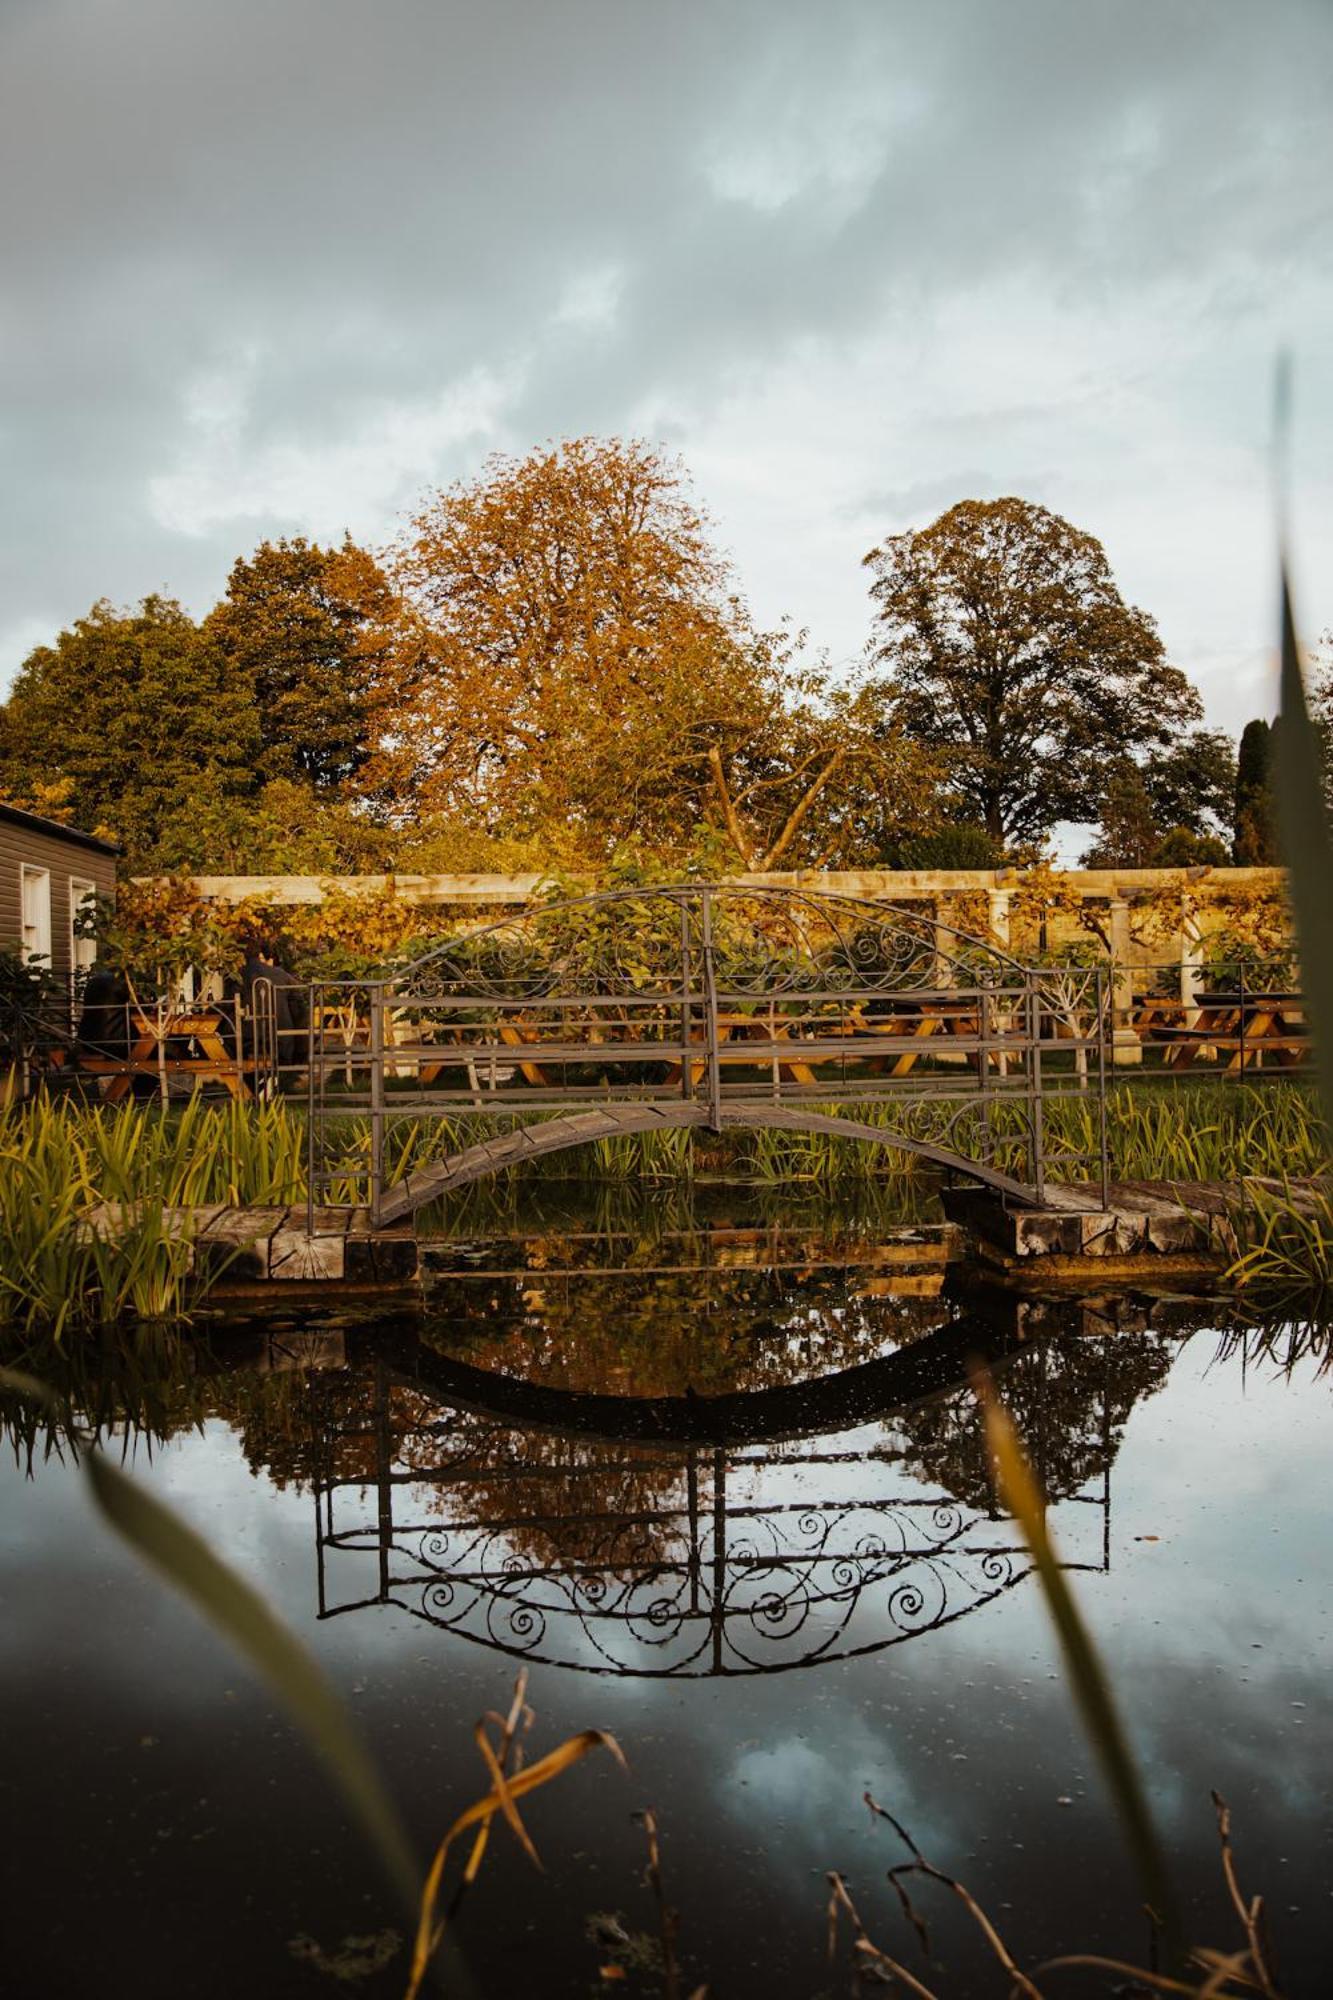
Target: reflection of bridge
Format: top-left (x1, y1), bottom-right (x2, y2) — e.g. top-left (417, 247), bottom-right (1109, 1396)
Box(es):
top-left (310, 1320), bottom-right (1115, 1678)
top-left (306, 885), bottom-right (1113, 1224)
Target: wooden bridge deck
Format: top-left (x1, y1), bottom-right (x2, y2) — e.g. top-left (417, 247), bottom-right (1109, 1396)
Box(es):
top-left (374, 1100), bottom-right (1041, 1224)
top-left (83, 1176), bottom-right (1307, 1293)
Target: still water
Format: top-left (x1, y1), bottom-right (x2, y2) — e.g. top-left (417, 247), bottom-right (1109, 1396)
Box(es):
top-left (2, 1215), bottom-right (1331, 1997)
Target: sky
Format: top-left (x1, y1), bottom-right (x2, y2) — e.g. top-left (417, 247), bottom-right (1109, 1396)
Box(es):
top-left (3, 0), bottom-right (1331, 769)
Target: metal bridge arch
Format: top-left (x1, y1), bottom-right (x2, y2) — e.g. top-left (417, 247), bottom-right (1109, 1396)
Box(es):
top-left (305, 882), bottom-right (1111, 1221)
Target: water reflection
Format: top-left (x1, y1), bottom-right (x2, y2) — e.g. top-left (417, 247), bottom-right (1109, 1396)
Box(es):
top-left (300, 1293), bottom-right (1182, 1676)
top-left (2, 1268), bottom-right (1323, 1690)
top-left (3, 1251), bottom-right (1329, 2000)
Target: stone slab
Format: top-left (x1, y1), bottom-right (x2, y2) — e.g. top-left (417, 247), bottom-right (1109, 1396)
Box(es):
top-left (195, 1205), bottom-right (289, 1280)
top-left (345, 1211), bottom-right (420, 1282)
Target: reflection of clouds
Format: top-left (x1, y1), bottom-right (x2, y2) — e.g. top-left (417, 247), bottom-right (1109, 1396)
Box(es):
top-left (4, 1318), bottom-right (1332, 1984)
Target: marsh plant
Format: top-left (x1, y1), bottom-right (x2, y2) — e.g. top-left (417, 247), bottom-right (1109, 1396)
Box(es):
top-left (3, 1074), bottom-right (1332, 1333)
top-left (0, 1097), bottom-right (305, 1334)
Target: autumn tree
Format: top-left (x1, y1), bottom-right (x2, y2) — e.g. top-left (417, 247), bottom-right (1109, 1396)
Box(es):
top-left (384, 437), bottom-right (939, 869)
top-left (863, 498), bottom-right (1202, 847)
top-left (660, 645), bottom-right (939, 871)
top-left (0, 596), bottom-right (260, 867)
top-left (204, 535), bottom-right (397, 793)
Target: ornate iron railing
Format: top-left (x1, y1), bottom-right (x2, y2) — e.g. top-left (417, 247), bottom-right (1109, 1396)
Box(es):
top-left (305, 883), bottom-right (1115, 1221)
top-left (310, 1364), bottom-right (1113, 1679)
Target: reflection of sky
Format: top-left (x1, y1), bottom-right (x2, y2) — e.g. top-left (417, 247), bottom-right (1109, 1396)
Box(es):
top-left (2, 1326), bottom-right (1331, 1998)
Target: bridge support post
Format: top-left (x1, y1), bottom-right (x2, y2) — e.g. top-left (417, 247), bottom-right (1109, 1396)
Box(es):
top-left (369, 986), bottom-right (385, 1223)
top-left (701, 888), bottom-right (723, 1132)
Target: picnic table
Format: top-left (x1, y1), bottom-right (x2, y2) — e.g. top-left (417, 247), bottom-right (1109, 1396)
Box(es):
top-left (76, 1003), bottom-right (252, 1102)
top-left (396, 994), bottom-right (1019, 1094)
top-left (657, 1000), bottom-right (1006, 1088)
top-left (1133, 993), bottom-right (1309, 1070)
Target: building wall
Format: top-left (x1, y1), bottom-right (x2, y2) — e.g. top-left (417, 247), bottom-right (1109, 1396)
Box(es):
top-left (0, 821), bottom-right (117, 981)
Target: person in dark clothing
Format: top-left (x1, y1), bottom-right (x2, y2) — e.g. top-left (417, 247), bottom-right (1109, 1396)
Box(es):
top-left (240, 949), bottom-right (309, 1084)
top-left (75, 965), bottom-right (131, 1062)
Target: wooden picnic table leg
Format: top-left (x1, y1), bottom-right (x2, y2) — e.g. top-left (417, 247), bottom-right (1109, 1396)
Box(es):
top-left (102, 1033), bottom-right (156, 1104)
top-left (498, 1021), bottom-right (552, 1088)
top-left (1228, 1008), bottom-right (1275, 1072)
top-left (890, 1013), bottom-right (942, 1078)
top-left (194, 1029), bottom-right (250, 1102)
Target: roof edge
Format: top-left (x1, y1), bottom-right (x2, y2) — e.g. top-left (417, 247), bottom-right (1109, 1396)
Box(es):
top-left (0, 801), bottom-right (121, 857)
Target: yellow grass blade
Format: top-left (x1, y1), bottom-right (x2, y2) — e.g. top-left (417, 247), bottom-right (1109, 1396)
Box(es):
top-left (972, 1366), bottom-right (1177, 1953)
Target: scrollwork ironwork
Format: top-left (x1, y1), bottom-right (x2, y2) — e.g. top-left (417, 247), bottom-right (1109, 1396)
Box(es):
top-left (316, 1453), bottom-right (1095, 1677)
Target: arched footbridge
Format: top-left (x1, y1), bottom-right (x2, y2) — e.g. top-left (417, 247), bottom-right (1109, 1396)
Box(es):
top-left (304, 883), bottom-right (1112, 1224)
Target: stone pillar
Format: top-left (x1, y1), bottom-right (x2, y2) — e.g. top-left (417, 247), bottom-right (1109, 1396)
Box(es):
top-left (1107, 897), bottom-right (1142, 1066)
top-left (1179, 908), bottom-right (1204, 1012)
top-left (986, 889), bottom-right (1011, 949)
top-left (932, 899), bottom-right (970, 1065)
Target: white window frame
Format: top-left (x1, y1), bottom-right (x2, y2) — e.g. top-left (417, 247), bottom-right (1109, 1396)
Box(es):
top-left (20, 865), bottom-right (52, 967)
top-left (69, 875), bottom-right (98, 997)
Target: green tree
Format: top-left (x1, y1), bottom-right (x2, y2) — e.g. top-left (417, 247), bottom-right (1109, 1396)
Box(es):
top-left (1141, 728), bottom-right (1235, 842)
top-left (886, 824), bottom-right (1001, 870)
top-left (0, 597), bottom-right (260, 867)
top-left (1082, 760), bottom-right (1160, 866)
top-left (1149, 826), bottom-right (1229, 866)
top-left (1085, 731), bottom-right (1235, 868)
top-left (864, 498), bottom-right (1201, 846)
top-left (204, 536), bottom-right (395, 793)
top-left (1233, 718), bottom-right (1279, 864)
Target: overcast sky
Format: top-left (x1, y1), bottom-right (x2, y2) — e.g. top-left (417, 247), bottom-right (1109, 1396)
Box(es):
top-left (3, 0), bottom-right (1331, 759)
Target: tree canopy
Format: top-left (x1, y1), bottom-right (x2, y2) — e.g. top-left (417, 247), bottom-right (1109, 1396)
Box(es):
top-left (383, 436), bottom-right (938, 869)
top-left (0, 596), bottom-right (260, 867)
top-left (204, 536), bottom-right (397, 793)
top-left (1, 450), bottom-right (1247, 886)
top-left (864, 498), bottom-right (1202, 845)
top-left (1083, 728), bottom-right (1236, 866)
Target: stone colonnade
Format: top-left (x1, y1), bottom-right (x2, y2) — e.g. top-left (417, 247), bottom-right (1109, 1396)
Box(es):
top-left (158, 866), bottom-right (1286, 1070)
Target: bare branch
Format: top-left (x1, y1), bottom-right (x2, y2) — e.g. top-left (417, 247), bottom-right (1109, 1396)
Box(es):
top-left (706, 744), bottom-right (757, 869)
top-left (757, 746), bottom-right (847, 870)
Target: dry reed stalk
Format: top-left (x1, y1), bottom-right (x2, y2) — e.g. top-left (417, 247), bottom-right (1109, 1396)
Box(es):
top-left (406, 1672), bottom-right (626, 2000)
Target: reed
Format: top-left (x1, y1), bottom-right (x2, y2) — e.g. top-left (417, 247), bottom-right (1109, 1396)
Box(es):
top-left (1043, 1082), bottom-right (1326, 1185)
top-left (0, 1097), bottom-right (305, 1335)
top-left (2, 1075), bottom-right (1327, 1333)
top-left (1225, 1176), bottom-right (1333, 1299)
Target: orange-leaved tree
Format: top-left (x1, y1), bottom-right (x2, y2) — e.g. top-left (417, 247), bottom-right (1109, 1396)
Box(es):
top-left (381, 436), bottom-right (938, 870)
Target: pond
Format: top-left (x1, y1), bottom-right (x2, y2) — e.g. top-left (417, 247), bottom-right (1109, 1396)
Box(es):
top-left (2, 1207), bottom-right (1330, 1997)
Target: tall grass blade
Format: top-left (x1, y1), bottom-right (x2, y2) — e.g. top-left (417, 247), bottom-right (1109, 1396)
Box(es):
top-left (972, 1367), bottom-right (1178, 1956)
top-left (407, 1725), bottom-right (626, 2000)
top-left (84, 1451), bottom-right (422, 1917)
top-left (1275, 558), bottom-right (1333, 1141)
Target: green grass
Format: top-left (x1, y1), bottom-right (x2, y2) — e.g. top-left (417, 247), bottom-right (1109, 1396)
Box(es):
top-left (0, 1096), bottom-right (305, 1336)
top-left (2, 1079), bottom-right (1327, 1333)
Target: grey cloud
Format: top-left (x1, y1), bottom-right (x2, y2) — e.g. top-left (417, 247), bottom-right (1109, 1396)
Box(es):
top-left (2, 0), bottom-right (1331, 712)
